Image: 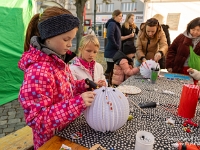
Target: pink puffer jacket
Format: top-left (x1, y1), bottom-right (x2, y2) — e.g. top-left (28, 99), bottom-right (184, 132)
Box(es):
top-left (112, 59), bottom-right (139, 85)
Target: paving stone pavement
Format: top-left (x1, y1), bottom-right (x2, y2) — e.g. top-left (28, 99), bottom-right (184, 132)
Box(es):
top-left (0, 99), bottom-right (26, 138)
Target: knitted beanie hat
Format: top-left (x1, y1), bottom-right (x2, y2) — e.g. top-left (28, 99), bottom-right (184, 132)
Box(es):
top-left (38, 14), bottom-right (80, 40)
top-left (123, 41), bottom-right (136, 55)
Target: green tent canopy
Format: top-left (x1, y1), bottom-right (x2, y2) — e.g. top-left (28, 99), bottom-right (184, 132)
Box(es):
top-left (0, 0), bottom-right (33, 105)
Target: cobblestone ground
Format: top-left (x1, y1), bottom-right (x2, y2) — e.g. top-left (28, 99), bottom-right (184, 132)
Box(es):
top-left (0, 51), bottom-right (106, 138)
top-left (0, 99), bottom-right (26, 138)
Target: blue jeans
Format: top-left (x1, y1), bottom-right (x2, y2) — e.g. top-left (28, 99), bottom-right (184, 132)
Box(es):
top-left (134, 59), bottom-right (141, 67)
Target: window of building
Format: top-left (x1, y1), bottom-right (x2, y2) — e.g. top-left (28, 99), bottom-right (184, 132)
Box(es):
top-left (69, 0), bottom-right (73, 5)
top-left (121, 2), bottom-right (137, 12)
top-left (97, 4), bottom-right (103, 12)
top-left (68, 0), bottom-right (75, 10)
top-left (86, 0), bottom-right (90, 9)
top-left (106, 3), bottom-right (114, 12)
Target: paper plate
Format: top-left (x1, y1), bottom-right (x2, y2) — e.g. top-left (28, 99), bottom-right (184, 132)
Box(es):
top-left (117, 85), bottom-right (141, 94)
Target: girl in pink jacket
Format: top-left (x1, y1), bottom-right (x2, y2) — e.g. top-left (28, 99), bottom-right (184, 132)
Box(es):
top-left (112, 41), bottom-right (140, 86)
top-left (18, 7), bottom-right (95, 150)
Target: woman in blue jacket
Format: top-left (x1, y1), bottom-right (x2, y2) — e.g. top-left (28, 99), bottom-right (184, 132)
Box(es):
top-left (104, 9), bottom-right (122, 86)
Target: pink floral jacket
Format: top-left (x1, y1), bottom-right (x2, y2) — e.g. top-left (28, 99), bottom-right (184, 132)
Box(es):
top-left (18, 45), bottom-right (87, 149)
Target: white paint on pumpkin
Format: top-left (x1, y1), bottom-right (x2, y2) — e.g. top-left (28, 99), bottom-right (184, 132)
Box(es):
top-left (84, 87), bottom-right (130, 132)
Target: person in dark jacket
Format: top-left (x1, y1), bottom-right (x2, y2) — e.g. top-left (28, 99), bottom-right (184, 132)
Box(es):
top-left (161, 24), bottom-right (171, 46)
top-left (104, 9), bottom-right (123, 86)
top-left (166, 17), bottom-right (200, 84)
top-left (121, 13), bottom-right (139, 51)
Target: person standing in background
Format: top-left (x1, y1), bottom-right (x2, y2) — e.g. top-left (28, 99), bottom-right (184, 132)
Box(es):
top-left (121, 13), bottom-right (139, 52)
top-left (87, 27), bottom-right (95, 36)
top-left (135, 18), bottom-right (168, 67)
top-left (166, 17), bottom-right (200, 84)
top-left (104, 9), bottom-right (122, 86)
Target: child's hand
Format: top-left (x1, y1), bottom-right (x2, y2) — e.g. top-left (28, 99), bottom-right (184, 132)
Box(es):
top-left (187, 68), bottom-right (194, 74)
top-left (167, 68), bottom-right (172, 73)
top-left (97, 80), bottom-right (106, 87)
top-left (81, 91), bottom-right (96, 106)
top-left (142, 58), bottom-right (146, 62)
top-left (197, 81), bottom-right (200, 87)
top-left (129, 33), bottom-right (134, 38)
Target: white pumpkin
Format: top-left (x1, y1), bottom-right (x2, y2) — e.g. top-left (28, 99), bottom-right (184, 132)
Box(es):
top-left (84, 87), bottom-right (130, 132)
top-left (140, 59), bottom-right (160, 78)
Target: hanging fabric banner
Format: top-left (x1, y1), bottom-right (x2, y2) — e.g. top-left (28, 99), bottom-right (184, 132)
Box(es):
top-left (0, 0), bottom-right (33, 105)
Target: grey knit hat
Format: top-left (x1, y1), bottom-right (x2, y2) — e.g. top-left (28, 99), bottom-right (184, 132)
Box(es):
top-left (38, 14), bottom-right (80, 40)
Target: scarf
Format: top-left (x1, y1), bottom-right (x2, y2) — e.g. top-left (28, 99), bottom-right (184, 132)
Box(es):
top-left (183, 31), bottom-right (200, 49)
top-left (72, 57), bottom-right (95, 80)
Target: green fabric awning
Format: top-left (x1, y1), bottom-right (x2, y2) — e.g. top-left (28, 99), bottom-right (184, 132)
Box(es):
top-left (0, 0), bottom-right (33, 105)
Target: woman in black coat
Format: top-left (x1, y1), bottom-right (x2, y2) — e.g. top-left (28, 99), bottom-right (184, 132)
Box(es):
top-left (121, 13), bottom-right (139, 52)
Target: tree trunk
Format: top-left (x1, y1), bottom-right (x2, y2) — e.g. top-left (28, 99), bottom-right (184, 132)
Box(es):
top-left (74, 0), bottom-right (87, 54)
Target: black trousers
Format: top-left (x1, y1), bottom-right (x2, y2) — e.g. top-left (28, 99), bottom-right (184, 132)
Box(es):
top-left (104, 62), bottom-right (114, 86)
top-left (105, 62), bottom-right (114, 74)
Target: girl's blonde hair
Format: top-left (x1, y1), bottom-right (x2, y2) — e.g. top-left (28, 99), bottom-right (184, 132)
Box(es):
top-left (123, 13), bottom-right (137, 29)
top-left (78, 35), bottom-right (100, 57)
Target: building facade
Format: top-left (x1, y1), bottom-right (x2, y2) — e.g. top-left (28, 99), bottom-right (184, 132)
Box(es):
top-left (86, 0), bottom-right (144, 36)
top-left (36, 0), bottom-right (144, 36)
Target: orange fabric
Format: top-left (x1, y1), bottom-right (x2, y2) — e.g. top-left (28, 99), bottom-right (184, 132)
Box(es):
top-left (178, 142), bottom-right (200, 150)
top-left (83, 6), bottom-right (86, 20)
top-left (178, 84), bottom-right (199, 118)
top-left (185, 144), bottom-right (200, 150)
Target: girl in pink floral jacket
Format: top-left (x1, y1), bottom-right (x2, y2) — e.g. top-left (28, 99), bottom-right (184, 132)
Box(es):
top-left (18, 7), bottom-right (95, 150)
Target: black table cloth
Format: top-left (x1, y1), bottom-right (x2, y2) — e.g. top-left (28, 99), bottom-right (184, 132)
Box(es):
top-left (57, 74), bottom-right (200, 150)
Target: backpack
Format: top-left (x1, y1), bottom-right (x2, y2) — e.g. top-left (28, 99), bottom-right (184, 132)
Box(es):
top-left (158, 24), bottom-right (171, 69)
